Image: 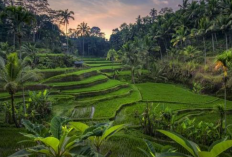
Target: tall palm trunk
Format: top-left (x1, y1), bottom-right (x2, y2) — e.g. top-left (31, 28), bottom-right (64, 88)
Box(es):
top-left (13, 32), bottom-right (16, 51)
top-left (203, 36), bottom-right (206, 65)
top-left (212, 34), bottom-right (215, 53)
top-left (22, 86), bottom-right (26, 114)
top-left (10, 93), bottom-right (19, 128)
top-left (131, 68), bottom-right (135, 84)
top-left (66, 23), bottom-right (69, 54)
top-left (83, 37), bottom-right (85, 57)
top-left (18, 36), bottom-right (22, 60)
top-left (224, 78), bottom-right (227, 133)
top-left (225, 33), bottom-right (228, 50)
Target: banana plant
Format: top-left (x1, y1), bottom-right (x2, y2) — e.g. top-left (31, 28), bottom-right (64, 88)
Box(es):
top-left (158, 130), bottom-right (232, 157)
top-left (10, 116), bottom-right (102, 157)
top-left (70, 121), bottom-right (125, 153)
top-left (10, 128), bottom-right (101, 157)
top-left (138, 139), bottom-right (188, 157)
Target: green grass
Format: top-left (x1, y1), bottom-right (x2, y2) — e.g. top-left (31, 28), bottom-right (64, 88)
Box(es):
top-left (0, 128), bottom-right (34, 157)
top-left (87, 63), bottom-right (121, 67)
top-left (42, 65), bottom-right (122, 83)
top-left (77, 87), bottom-right (132, 103)
top-left (85, 61), bottom-right (112, 64)
top-left (46, 75), bottom-right (108, 87)
top-left (92, 85), bottom-right (141, 119)
top-left (137, 83), bottom-right (219, 104)
top-left (105, 70), bottom-right (149, 77)
top-left (36, 53), bottom-right (65, 57)
top-left (114, 101), bottom-right (232, 125)
top-left (38, 67), bottom-right (76, 72)
top-left (62, 80), bottom-right (127, 94)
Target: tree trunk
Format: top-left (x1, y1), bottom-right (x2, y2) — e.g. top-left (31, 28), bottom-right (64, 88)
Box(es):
top-left (220, 116), bottom-right (223, 138)
top-left (224, 78), bottom-right (227, 133)
top-left (83, 37), bottom-right (85, 58)
top-left (13, 32), bottom-right (16, 51)
top-left (131, 69), bottom-right (135, 84)
top-left (19, 36), bottom-right (22, 60)
top-left (160, 49), bottom-right (162, 60)
top-left (11, 93), bottom-right (19, 128)
top-left (66, 23), bottom-right (69, 54)
top-left (203, 36), bottom-right (206, 65)
top-left (214, 33), bottom-right (218, 44)
top-left (225, 33), bottom-right (228, 50)
top-left (22, 86), bottom-right (26, 114)
top-left (212, 33), bottom-right (215, 53)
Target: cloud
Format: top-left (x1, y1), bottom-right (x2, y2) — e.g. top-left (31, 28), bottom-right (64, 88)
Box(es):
top-left (48, 0), bottom-right (183, 39)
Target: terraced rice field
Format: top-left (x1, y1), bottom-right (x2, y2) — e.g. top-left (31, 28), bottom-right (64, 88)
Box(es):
top-left (1, 58), bottom-right (232, 157)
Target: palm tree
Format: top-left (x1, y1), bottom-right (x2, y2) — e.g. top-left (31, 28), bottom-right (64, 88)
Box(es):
top-left (171, 25), bottom-right (188, 48)
top-left (197, 17), bottom-right (211, 65)
top-left (122, 38), bottom-right (148, 84)
top-left (21, 43), bottom-right (38, 68)
top-left (181, 45), bottom-right (200, 62)
top-left (58, 9), bottom-right (75, 53)
top-left (106, 49), bottom-right (119, 79)
top-left (0, 53), bottom-right (39, 127)
top-left (215, 14), bottom-right (232, 50)
top-left (215, 50), bottom-right (232, 131)
top-left (149, 8), bottom-right (157, 22)
top-left (76, 22), bottom-right (90, 57)
top-left (0, 6), bottom-right (35, 58)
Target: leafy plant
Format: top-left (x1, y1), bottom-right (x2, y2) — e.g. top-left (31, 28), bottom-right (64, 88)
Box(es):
top-left (70, 121), bottom-right (126, 153)
top-left (138, 139), bottom-right (185, 157)
top-left (10, 116), bottom-right (102, 157)
top-left (159, 130), bottom-right (232, 157)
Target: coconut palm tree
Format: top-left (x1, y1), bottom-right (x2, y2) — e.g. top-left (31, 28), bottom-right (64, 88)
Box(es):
top-left (57, 9), bottom-right (75, 53)
top-left (171, 25), bottom-right (188, 48)
top-left (215, 50), bottom-right (232, 131)
top-left (214, 14), bottom-right (232, 50)
top-left (76, 22), bottom-right (90, 57)
top-left (106, 49), bottom-right (119, 79)
top-left (196, 16), bottom-right (211, 65)
top-left (150, 8), bottom-right (157, 22)
top-left (0, 6), bottom-right (35, 58)
top-left (0, 53), bottom-right (39, 127)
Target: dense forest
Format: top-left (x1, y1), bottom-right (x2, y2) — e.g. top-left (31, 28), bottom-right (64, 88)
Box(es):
top-left (0, 0), bottom-right (109, 57)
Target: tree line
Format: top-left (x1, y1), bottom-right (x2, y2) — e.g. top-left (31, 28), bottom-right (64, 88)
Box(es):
top-left (110, 0), bottom-right (232, 61)
top-left (0, 0), bottom-right (109, 57)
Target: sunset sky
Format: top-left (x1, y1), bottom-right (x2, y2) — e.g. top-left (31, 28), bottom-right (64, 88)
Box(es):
top-left (49, 0), bottom-right (183, 39)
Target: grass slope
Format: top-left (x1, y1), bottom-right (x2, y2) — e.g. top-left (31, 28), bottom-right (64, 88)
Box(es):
top-left (62, 80), bottom-right (127, 94)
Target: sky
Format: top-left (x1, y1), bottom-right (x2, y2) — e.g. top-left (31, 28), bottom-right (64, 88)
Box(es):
top-left (48, 0), bottom-right (183, 39)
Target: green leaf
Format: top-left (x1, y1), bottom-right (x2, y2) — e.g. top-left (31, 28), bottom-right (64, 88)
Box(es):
top-left (101, 124), bottom-right (125, 141)
top-left (209, 138), bottom-right (228, 151)
top-left (144, 139), bottom-right (156, 156)
top-left (137, 147), bottom-right (152, 157)
top-left (156, 152), bottom-right (190, 157)
top-left (69, 122), bottom-right (89, 133)
top-left (37, 137), bottom-right (59, 154)
top-left (210, 140), bottom-right (232, 157)
top-left (198, 151), bottom-right (214, 157)
top-left (50, 116), bottom-right (62, 139)
top-left (158, 130), bottom-right (200, 157)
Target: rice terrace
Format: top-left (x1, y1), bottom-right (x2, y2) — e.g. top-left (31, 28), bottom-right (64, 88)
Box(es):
top-left (1, 0), bottom-right (232, 157)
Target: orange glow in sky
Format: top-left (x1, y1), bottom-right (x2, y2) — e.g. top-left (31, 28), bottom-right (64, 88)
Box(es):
top-left (48, 0), bottom-right (182, 39)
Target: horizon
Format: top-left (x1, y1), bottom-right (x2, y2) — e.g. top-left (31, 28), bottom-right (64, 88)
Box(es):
top-left (49, 0), bottom-right (182, 39)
